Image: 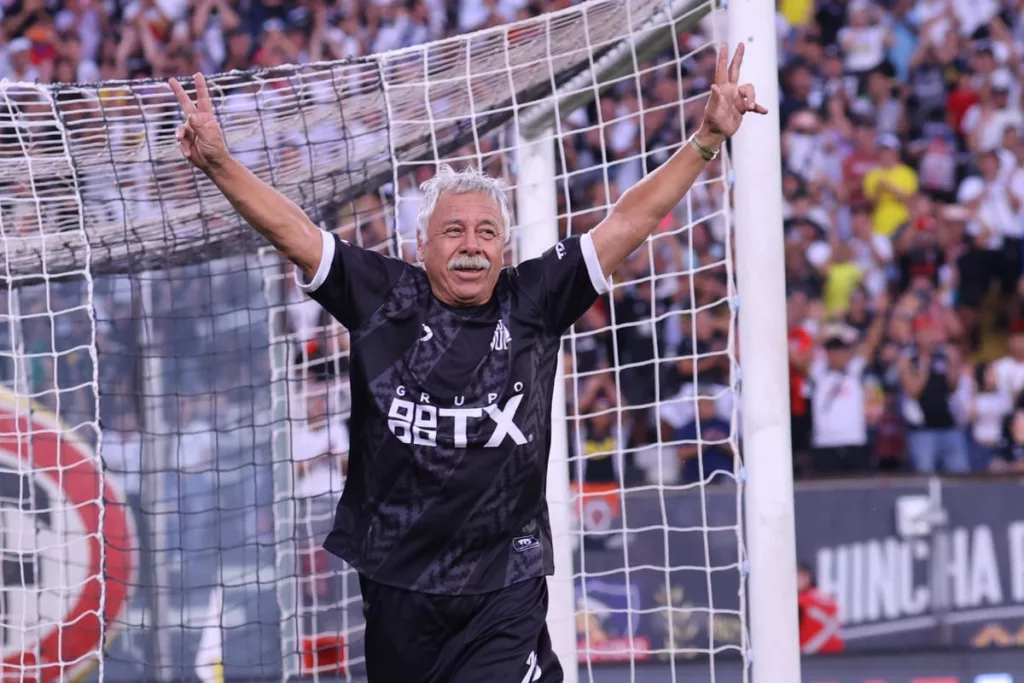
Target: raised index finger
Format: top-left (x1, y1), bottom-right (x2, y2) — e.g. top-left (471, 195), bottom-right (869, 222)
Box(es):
top-left (728, 42), bottom-right (745, 85)
top-left (168, 78), bottom-right (196, 116)
top-left (194, 73), bottom-right (213, 114)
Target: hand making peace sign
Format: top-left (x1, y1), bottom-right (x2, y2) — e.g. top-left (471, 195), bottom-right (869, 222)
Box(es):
top-left (702, 43), bottom-right (769, 143)
top-left (169, 73), bottom-right (229, 172)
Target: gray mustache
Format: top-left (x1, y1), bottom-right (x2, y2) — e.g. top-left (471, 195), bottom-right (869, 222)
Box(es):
top-left (447, 254), bottom-right (491, 271)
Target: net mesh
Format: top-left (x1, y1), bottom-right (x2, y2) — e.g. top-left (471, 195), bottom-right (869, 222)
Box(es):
top-left (1, 0), bottom-right (674, 281)
top-left (0, 0), bottom-right (746, 680)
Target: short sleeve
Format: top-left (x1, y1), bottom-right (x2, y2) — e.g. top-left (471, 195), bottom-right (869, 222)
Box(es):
top-left (514, 232), bottom-right (612, 335)
top-left (295, 231), bottom-right (409, 330)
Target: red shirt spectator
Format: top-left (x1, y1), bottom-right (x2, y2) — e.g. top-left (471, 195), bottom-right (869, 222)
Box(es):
top-left (946, 75), bottom-right (979, 136)
top-left (789, 325), bottom-right (814, 418)
top-left (842, 124), bottom-right (880, 205)
top-left (797, 563), bottom-right (844, 655)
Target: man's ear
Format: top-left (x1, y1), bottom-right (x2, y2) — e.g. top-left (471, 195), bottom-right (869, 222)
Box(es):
top-left (416, 233), bottom-right (425, 263)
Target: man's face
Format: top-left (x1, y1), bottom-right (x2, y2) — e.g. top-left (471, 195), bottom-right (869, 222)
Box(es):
top-left (419, 191), bottom-right (505, 307)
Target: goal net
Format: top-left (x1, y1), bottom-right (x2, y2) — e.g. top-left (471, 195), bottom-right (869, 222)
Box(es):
top-left (0, 0), bottom-right (749, 679)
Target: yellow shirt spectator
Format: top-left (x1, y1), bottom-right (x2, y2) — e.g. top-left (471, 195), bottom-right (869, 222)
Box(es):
top-left (780, 0), bottom-right (813, 26)
top-left (863, 163), bottom-right (918, 237)
top-left (824, 261), bottom-right (863, 317)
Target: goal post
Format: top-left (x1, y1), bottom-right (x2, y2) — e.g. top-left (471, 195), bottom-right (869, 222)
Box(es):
top-left (727, 0), bottom-right (802, 681)
top-left (515, 131), bottom-right (578, 683)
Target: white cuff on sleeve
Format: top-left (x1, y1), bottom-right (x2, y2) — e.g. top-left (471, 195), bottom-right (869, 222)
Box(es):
top-left (580, 232), bottom-right (612, 295)
top-left (295, 230), bottom-right (335, 293)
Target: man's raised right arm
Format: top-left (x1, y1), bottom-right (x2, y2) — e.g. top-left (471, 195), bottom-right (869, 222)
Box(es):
top-left (169, 73), bottom-right (322, 279)
top-left (205, 156), bottom-right (323, 279)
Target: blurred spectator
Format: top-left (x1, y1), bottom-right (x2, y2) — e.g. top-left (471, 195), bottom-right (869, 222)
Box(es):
top-left (841, 122), bottom-right (881, 206)
top-left (963, 69), bottom-right (1022, 152)
top-left (993, 323), bottom-right (1024, 398)
top-left (579, 396), bottom-right (622, 484)
top-left (789, 291), bottom-right (816, 471)
top-left (898, 315), bottom-right (969, 473)
top-left (807, 300), bottom-right (886, 475)
top-left (671, 385), bottom-right (734, 485)
top-left (956, 149), bottom-right (1020, 319)
top-left (797, 561), bottom-right (844, 655)
top-left (838, 2), bottom-right (891, 79)
top-left (292, 381), bottom-right (349, 500)
top-left (171, 394), bottom-right (217, 555)
top-left (103, 410), bottom-right (143, 502)
top-left (967, 360), bottom-right (1013, 470)
top-left (864, 134), bottom-right (918, 237)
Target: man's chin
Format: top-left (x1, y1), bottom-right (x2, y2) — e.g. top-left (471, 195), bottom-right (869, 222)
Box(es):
top-left (447, 269), bottom-right (494, 304)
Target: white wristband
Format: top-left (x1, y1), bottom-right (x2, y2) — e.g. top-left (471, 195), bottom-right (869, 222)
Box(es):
top-left (689, 134), bottom-right (720, 161)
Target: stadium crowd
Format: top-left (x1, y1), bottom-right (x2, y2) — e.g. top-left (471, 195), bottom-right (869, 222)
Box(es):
top-left (2, 0), bottom-right (1024, 498)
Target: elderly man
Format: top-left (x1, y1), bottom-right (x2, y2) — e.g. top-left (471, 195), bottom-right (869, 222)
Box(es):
top-left (170, 44), bottom-right (765, 683)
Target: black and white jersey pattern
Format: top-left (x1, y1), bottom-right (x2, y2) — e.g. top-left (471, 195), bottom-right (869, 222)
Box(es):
top-left (297, 229), bottom-right (610, 595)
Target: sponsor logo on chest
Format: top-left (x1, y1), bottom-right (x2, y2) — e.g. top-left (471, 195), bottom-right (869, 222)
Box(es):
top-left (386, 382), bottom-right (530, 449)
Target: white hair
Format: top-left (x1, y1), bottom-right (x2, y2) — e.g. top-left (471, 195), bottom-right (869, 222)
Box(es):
top-left (416, 164), bottom-right (512, 245)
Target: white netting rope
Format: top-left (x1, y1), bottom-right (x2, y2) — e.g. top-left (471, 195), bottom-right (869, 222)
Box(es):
top-left (0, 0), bottom-right (678, 282)
top-left (539, 8), bottom-right (746, 683)
top-left (0, 54), bottom-right (114, 682)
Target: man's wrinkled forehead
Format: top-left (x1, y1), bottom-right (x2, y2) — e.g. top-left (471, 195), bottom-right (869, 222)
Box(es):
top-left (431, 192), bottom-right (503, 227)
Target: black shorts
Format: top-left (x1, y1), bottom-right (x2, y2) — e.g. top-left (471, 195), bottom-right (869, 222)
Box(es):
top-left (358, 575), bottom-right (563, 683)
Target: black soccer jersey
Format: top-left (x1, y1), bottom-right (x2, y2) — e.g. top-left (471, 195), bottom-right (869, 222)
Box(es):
top-left (297, 229), bottom-right (610, 595)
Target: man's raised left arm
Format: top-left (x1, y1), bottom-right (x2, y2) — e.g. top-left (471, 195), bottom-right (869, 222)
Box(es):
top-left (590, 43), bottom-right (768, 278)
